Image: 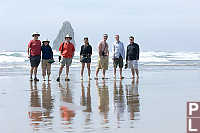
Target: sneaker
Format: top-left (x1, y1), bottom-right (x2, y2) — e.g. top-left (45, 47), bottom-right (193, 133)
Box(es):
top-left (94, 77), bottom-right (98, 80)
top-left (56, 77), bottom-right (60, 82)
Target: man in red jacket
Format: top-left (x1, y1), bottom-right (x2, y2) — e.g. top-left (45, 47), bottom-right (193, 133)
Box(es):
top-left (27, 32), bottom-right (41, 81)
top-left (57, 34), bottom-right (75, 82)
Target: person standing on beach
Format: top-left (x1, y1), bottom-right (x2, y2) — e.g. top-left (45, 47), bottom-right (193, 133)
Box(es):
top-left (56, 34), bottom-right (75, 82)
top-left (41, 39), bottom-right (53, 81)
top-left (126, 36), bottom-right (140, 79)
top-left (95, 34), bottom-right (109, 80)
top-left (28, 32), bottom-right (41, 81)
top-left (80, 37), bottom-right (92, 80)
top-left (113, 35), bottom-right (125, 79)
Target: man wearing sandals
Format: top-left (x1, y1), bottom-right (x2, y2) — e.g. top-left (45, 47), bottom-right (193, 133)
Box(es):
top-left (112, 35), bottom-right (125, 79)
top-left (126, 36), bottom-right (140, 79)
top-left (56, 34), bottom-right (75, 82)
top-left (28, 32), bottom-right (41, 81)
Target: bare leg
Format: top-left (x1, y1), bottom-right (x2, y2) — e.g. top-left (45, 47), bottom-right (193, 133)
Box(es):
top-left (30, 67), bottom-right (34, 80)
top-left (103, 69), bottom-right (106, 79)
top-left (66, 66), bottom-right (69, 79)
top-left (135, 69), bottom-right (139, 78)
top-left (131, 68), bottom-right (135, 79)
top-left (95, 68), bottom-right (99, 79)
top-left (114, 67), bottom-right (116, 78)
top-left (81, 63), bottom-right (85, 79)
top-left (58, 65), bottom-right (64, 78)
top-left (120, 68), bottom-right (123, 79)
top-left (87, 63), bottom-right (91, 79)
top-left (34, 67), bottom-right (38, 78)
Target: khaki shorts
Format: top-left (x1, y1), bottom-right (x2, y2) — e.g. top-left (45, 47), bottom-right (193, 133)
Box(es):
top-left (97, 56), bottom-right (109, 70)
top-left (61, 57), bottom-right (72, 66)
top-left (42, 59), bottom-right (51, 76)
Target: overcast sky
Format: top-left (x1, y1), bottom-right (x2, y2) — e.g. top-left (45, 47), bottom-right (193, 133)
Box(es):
top-left (0, 0), bottom-right (199, 51)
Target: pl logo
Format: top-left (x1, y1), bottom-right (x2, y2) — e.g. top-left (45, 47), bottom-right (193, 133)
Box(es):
top-left (187, 102), bottom-right (200, 133)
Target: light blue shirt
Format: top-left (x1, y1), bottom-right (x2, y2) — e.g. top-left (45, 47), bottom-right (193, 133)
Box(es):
top-left (113, 41), bottom-right (125, 59)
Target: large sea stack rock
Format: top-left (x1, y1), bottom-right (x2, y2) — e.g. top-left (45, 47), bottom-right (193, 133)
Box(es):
top-left (53, 21), bottom-right (75, 50)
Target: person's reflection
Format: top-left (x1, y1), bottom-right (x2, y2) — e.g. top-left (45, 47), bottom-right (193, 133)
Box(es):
top-left (113, 80), bottom-right (125, 122)
top-left (42, 82), bottom-right (54, 125)
top-left (126, 78), bottom-right (140, 120)
top-left (96, 80), bottom-right (109, 123)
top-left (28, 81), bottom-right (42, 130)
top-left (80, 81), bottom-right (92, 123)
top-left (59, 81), bottom-right (75, 125)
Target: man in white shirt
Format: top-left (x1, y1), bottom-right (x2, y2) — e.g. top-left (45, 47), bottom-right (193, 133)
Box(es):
top-left (112, 35), bottom-right (125, 79)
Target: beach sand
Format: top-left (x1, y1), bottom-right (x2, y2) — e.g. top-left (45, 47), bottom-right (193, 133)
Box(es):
top-left (0, 66), bottom-right (200, 133)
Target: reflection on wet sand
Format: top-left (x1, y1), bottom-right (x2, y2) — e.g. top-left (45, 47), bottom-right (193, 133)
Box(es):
top-left (42, 82), bottom-right (54, 127)
top-left (113, 80), bottom-right (126, 122)
top-left (80, 81), bottom-right (92, 123)
top-left (28, 81), bottom-right (54, 131)
top-left (59, 81), bottom-right (75, 126)
top-left (96, 80), bottom-right (109, 123)
top-left (126, 79), bottom-right (140, 121)
top-left (27, 78), bottom-right (140, 132)
top-left (28, 81), bottom-right (42, 131)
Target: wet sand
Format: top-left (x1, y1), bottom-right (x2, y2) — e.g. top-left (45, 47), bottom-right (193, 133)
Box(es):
top-left (0, 67), bottom-right (200, 133)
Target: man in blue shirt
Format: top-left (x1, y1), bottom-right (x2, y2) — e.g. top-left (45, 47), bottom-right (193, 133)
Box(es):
top-left (112, 35), bottom-right (125, 79)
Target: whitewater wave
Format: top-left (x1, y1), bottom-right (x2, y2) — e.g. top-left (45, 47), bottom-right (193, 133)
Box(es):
top-left (0, 51), bottom-right (200, 68)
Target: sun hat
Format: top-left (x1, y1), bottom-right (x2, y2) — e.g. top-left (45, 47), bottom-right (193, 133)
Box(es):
top-left (42, 39), bottom-right (50, 43)
top-left (65, 34), bottom-right (72, 39)
top-left (32, 32), bottom-right (40, 37)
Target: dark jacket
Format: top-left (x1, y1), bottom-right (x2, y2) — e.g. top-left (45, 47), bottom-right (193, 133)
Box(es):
top-left (41, 45), bottom-right (53, 59)
top-left (80, 44), bottom-right (92, 57)
top-left (126, 43), bottom-right (140, 61)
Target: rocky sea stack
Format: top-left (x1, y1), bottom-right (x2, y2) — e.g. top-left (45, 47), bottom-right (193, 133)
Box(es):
top-left (53, 21), bottom-right (75, 50)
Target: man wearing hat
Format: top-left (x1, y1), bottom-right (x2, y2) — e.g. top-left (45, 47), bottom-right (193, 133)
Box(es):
top-left (41, 39), bottom-right (54, 81)
top-left (28, 32), bottom-right (42, 81)
top-left (126, 36), bottom-right (140, 79)
top-left (57, 34), bottom-right (75, 82)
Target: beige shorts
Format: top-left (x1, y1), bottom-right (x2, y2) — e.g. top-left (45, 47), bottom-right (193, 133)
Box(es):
top-left (61, 57), bottom-right (72, 66)
top-left (128, 60), bottom-right (139, 69)
top-left (41, 59), bottom-right (51, 76)
top-left (97, 56), bottom-right (109, 70)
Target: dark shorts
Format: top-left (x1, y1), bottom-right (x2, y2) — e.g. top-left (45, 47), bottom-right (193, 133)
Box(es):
top-left (80, 57), bottom-right (91, 63)
top-left (30, 55), bottom-right (41, 67)
top-left (113, 56), bottom-right (123, 68)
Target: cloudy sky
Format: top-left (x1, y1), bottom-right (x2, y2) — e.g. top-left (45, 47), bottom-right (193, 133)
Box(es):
top-left (0, 0), bottom-right (199, 51)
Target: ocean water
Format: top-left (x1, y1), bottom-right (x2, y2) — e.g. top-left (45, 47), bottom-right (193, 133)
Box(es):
top-left (0, 50), bottom-right (200, 72)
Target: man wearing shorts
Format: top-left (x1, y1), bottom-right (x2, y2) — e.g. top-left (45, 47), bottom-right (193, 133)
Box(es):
top-left (113, 35), bottom-right (125, 79)
top-left (126, 36), bottom-right (140, 79)
top-left (28, 32), bottom-right (41, 81)
top-left (95, 34), bottom-right (109, 80)
top-left (56, 34), bottom-right (75, 82)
